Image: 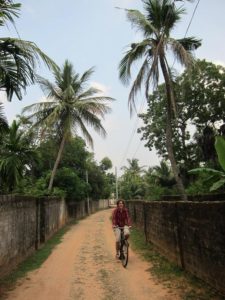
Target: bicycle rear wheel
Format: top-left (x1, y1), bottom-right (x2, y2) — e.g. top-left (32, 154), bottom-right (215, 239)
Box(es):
top-left (121, 240), bottom-right (129, 268)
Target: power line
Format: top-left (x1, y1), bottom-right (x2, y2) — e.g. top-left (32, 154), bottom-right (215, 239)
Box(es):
top-left (184, 0), bottom-right (201, 37)
top-left (171, 0), bottom-right (201, 69)
top-left (119, 94), bottom-right (146, 168)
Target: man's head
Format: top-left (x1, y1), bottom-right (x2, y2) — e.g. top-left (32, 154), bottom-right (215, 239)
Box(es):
top-left (117, 199), bottom-right (125, 209)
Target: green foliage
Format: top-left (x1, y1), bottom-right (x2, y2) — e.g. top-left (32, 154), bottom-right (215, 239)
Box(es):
top-left (0, 1), bottom-right (57, 101)
top-left (86, 156), bottom-right (114, 200)
top-left (188, 137), bottom-right (225, 192)
top-left (99, 157), bottom-right (112, 171)
top-left (142, 162), bottom-right (177, 200)
top-left (54, 167), bottom-right (87, 200)
top-left (0, 120), bottom-right (38, 192)
top-left (215, 136), bottom-right (225, 172)
top-left (119, 159), bottom-right (146, 200)
top-left (22, 60), bottom-right (114, 191)
top-left (138, 60), bottom-right (225, 188)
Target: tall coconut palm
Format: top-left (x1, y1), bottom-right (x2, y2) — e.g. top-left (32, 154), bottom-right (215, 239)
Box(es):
top-left (0, 120), bottom-right (37, 191)
top-left (23, 60), bottom-right (114, 192)
top-left (119, 0), bottom-right (201, 199)
top-left (0, 1), bottom-right (57, 101)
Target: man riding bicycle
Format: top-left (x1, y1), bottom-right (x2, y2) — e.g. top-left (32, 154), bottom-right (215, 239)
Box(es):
top-left (112, 199), bottom-right (131, 259)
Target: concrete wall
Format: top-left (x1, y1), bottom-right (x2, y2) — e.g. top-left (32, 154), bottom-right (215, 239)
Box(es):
top-left (0, 196), bottom-right (109, 277)
top-left (67, 199), bottom-right (109, 219)
top-left (0, 195), bottom-right (37, 276)
top-left (126, 200), bottom-right (225, 295)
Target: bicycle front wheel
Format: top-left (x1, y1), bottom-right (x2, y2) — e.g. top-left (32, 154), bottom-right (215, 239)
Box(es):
top-left (121, 240), bottom-right (129, 268)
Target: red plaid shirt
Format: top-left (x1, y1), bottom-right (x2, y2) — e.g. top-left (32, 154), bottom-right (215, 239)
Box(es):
top-left (112, 207), bottom-right (131, 227)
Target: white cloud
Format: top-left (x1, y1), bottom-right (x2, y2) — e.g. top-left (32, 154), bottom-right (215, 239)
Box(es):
top-left (213, 60), bottom-right (225, 68)
top-left (90, 81), bottom-right (111, 96)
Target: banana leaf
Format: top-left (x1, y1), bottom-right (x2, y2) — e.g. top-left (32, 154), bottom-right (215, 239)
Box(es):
top-left (215, 136), bottom-right (225, 172)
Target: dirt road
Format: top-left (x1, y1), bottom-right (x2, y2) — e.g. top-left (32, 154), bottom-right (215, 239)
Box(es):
top-left (7, 209), bottom-right (179, 300)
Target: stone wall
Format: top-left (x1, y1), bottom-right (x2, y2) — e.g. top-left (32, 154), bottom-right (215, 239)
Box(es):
top-left (0, 196), bottom-right (109, 277)
top-left (0, 195), bottom-right (68, 276)
top-left (0, 195), bottom-right (37, 276)
top-left (67, 199), bottom-right (109, 219)
top-left (126, 199), bottom-right (225, 295)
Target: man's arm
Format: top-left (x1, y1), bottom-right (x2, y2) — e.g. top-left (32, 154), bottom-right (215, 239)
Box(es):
top-left (125, 208), bottom-right (131, 226)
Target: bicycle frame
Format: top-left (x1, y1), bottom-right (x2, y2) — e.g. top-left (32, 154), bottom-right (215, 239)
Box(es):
top-left (117, 227), bottom-right (129, 268)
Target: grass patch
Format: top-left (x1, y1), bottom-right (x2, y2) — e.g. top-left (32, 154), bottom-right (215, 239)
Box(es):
top-left (130, 227), bottom-right (225, 300)
top-left (0, 220), bottom-right (77, 299)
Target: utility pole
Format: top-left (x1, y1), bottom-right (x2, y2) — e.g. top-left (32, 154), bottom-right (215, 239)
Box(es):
top-left (86, 170), bottom-right (90, 214)
top-left (115, 167), bottom-right (118, 200)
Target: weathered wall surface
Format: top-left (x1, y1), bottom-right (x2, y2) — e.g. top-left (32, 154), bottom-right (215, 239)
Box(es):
top-left (0, 195), bottom-right (37, 276)
top-left (0, 195), bottom-right (68, 276)
top-left (0, 196), bottom-right (109, 277)
top-left (126, 200), bottom-right (225, 295)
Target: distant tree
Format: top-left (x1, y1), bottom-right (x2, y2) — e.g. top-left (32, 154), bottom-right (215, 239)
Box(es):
top-left (122, 158), bottom-right (145, 175)
top-left (100, 157), bottom-right (112, 171)
top-left (119, 158), bottom-right (145, 199)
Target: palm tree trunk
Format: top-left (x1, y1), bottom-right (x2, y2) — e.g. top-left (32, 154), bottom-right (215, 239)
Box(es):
top-left (159, 55), bottom-right (187, 201)
top-left (48, 133), bottom-right (67, 192)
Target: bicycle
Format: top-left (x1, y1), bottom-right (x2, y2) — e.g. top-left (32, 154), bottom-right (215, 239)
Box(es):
top-left (118, 227), bottom-right (129, 268)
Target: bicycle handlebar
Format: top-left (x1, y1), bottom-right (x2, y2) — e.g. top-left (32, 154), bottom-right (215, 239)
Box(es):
top-left (113, 226), bottom-right (131, 229)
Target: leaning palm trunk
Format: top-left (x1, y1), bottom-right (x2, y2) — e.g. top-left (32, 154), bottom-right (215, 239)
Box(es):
top-left (48, 133), bottom-right (67, 192)
top-left (159, 55), bottom-right (187, 200)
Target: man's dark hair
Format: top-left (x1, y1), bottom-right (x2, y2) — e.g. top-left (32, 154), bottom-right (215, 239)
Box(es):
top-left (116, 199), bottom-right (125, 206)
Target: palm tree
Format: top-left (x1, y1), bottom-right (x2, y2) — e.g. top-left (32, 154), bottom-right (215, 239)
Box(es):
top-left (0, 120), bottom-right (37, 191)
top-left (0, 1), bottom-right (57, 101)
top-left (122, 158), bottom-right (145, 175)
top-left (23, 60), bottom-right (114, 192)
top-left (153, 160), bottom-right (176, 187)
top-left (119, 0), bottom-right (201, 199)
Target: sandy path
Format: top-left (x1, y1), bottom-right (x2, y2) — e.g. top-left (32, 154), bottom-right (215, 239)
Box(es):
top-left (6, 209), bottom-right (179, 300)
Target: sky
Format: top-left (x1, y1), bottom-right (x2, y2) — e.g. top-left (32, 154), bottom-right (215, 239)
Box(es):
top-left (1, 0), bottom-right (225, 175)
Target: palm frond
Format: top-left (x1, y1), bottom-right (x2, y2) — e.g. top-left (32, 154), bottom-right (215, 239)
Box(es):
top-left (119, 39), bottom-right (150, 85)
top-left (75, 110), bottom-right (107, 143)
top-left (144, 0), bottom-right (184, 34)
top-left (0, 38), bottom-right (58, 100)
top-left (177, 37), bottom-right (201, 51)
top-left (79, 67), bottom-right (95, 85)
top-left (0, 1), bottom-right (20, 27)
top-left (77, 87), bottom-right (101, 99)
top-left (125, 9), bottom-right (157, 37)
top-left (36, 75), bottom-right (62, 99)
top-left (128, 58), bottom-right (149, 114)
top-left (168, 37), bottom-right (195, 68)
